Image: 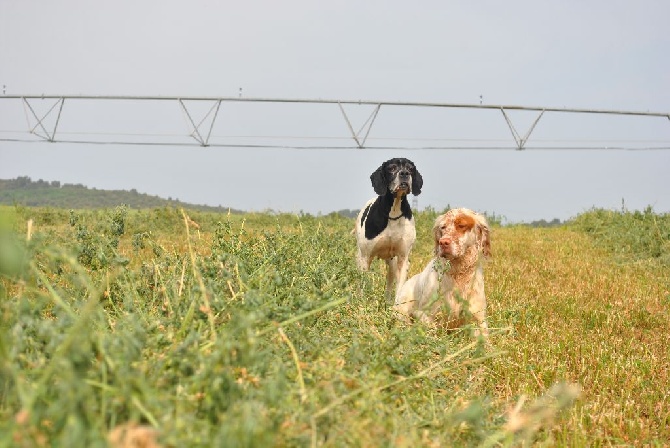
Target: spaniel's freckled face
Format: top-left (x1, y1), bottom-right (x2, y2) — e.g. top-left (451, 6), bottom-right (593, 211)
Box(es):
top-left (435, 211), bottom-right (479, 259)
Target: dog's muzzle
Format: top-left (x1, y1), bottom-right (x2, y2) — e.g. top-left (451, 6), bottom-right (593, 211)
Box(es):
top-left (394, 172), bottom-right (411, 194)
top-left (395, 182), bottom-right (409, 190)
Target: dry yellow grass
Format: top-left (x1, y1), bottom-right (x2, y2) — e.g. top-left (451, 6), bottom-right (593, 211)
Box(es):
top-left (481, 226), bottom-right (669, 443)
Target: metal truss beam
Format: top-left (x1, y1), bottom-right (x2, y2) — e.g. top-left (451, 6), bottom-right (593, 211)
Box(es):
top-left (2, 95), bottom-right (669, 149)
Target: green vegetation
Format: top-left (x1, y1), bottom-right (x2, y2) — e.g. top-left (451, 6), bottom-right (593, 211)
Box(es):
top-left (0, 177), bottom-right (244, 213)
top-left (570, 206), bottom-right (670, 265)
top-left (0, 204), bottom-right (668, 446)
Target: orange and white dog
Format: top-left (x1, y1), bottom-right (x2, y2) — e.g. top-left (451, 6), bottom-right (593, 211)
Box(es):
top-left (393, 208), bottom-right (491, 336)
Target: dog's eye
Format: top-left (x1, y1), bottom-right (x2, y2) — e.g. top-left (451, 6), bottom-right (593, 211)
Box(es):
top-left (387, 164), bottom-right (397, 172)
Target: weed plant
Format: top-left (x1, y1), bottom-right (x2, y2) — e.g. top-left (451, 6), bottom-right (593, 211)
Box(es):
top-left (0, 205), bottom-right (668, 446)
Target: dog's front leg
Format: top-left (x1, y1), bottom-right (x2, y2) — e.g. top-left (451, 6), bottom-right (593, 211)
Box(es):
top-left (356, 249), bottom-right (371, 271)
top-left (467, 282), bottom-right (489, 338)
top-left (395, 254), bottom-right (410, 295)
top-left (474, 321), bottom-right (489, 338)
top-left (471, 311), bottom-right (489, 338)
top-left (409, 308), bottom-right (437, 327)
top-left (385, 257), bottom-right (398, 302)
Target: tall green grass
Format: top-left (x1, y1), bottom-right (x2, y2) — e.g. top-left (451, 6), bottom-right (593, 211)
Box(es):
top-left (570, 206), bottom-right (670, 265)
top-left (1, 204), bottom-right (667, 446)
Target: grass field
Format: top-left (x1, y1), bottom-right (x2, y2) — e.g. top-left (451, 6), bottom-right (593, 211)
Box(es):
top-left (1, 205), bottom-right (668, 447)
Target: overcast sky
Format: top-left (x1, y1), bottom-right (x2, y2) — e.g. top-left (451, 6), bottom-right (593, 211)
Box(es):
top-left (1, 1), bottom-right (669, 223)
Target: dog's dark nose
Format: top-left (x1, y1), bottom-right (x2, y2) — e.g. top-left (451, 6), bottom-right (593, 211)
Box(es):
top-left (439, 237), bottom-right (451, 247)
top-left (399, 170), bottom-right (410, 179)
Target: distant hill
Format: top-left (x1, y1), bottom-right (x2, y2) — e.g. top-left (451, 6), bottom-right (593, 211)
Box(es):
top-left (0, 176), bottom-right (244, 213)
top-left (1, 177), bottom-right (563, 224)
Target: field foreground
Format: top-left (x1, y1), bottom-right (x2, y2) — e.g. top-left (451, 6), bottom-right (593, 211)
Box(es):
top-left (0, 206), bottom-right (668, 447)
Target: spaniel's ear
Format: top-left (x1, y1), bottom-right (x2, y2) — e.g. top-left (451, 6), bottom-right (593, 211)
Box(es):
top-left (476, 215), bottom-right (491, 257)
top-left (432, 215), bottom-right (443, 255)
top-left (370, 164), bottom-right (387, 196)
top-left (411, 166), bottom-right (423, 196)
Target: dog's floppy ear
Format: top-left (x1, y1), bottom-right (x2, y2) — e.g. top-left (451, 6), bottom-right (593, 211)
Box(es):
top-left (411, 166), bottom-right (423, 196)
top-left (370, 164), bottom-right (387, 196)
top-left (476, 215), bottom-right (491, 257)
top-left (432, 214), bottom-right (444, 255)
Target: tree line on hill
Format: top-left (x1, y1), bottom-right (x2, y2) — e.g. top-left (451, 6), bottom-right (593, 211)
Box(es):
top-left (0, 176), bottom-right (244, 213)
top-left (0, 176), bottom-right (563, 225)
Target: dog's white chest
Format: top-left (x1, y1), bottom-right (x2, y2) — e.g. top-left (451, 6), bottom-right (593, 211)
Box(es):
top-left (359, 217), bottom-right (415, 261)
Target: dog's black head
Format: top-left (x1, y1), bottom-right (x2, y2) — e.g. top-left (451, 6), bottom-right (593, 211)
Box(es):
top-left (370, 158), bottom-right (423, 197)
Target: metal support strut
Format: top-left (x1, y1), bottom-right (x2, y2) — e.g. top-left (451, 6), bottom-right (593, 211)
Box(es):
top-left (22, 97), bottom-right (65, 142)
top-left (179, 99), bottom-right (222, 146)
top-left (500, 107), bottom-right (545, 150)
top-left (338, 102), bottom-right (381, 148)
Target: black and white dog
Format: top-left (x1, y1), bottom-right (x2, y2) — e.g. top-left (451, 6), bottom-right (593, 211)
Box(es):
top-left (355, 158), bottom-right (423, 299)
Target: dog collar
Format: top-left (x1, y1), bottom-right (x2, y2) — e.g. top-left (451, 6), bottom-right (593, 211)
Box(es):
top-left (388, 215), bottom-right (403, 221)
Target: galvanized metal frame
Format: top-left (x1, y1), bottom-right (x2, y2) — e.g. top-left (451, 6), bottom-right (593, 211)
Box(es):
top-left (3, 95), bottom-right (669, 149)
